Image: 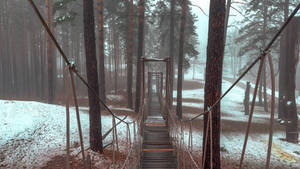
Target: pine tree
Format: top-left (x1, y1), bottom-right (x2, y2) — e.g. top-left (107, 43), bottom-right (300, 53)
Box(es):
top-left (83, 0), bottom-right (103, 152)
top-left (127, 0), bottom-right (134, 109)
top-left (135, 0), bottom-right (145, 113)
top-left (284, 17), bottom-right (300, 143)
top-left (169, 0), bottom-right (175, 106)
top-left (46, 0), bottom-right (55, 103)
top-left (203, 0), bottom-right (226, 168)
top-left (176, 0), bottom-right (187, 119)
top-left (98, 0), bottom-right (106, 108)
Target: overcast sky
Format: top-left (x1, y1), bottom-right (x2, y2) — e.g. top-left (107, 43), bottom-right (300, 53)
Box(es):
top-left (189, 0), bottom-right (244, 59)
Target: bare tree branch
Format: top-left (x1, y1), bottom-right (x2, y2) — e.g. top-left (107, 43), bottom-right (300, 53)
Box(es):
top-left (230, 5), bottom-right (253, 22)
top-left (190, 4), bottom-right (208, 16)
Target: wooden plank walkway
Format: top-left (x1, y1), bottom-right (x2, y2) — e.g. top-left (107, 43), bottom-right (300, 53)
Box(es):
top-left (141, 93), bottom-right (177, 169)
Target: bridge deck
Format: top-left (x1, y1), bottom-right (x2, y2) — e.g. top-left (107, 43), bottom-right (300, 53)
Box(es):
top-left (141, 93), bottom-right (177, 169)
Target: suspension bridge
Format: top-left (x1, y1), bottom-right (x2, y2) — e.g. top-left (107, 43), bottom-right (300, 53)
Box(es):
top-left (25, 0), bottom-right (300, 168)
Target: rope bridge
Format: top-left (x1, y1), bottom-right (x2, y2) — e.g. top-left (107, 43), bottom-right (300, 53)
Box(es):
top-left (26, 0), bottom-right (300, 168)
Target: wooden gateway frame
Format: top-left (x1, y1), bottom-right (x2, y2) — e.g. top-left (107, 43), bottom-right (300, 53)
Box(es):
top-left (141, 57), bottom-right (171, 108)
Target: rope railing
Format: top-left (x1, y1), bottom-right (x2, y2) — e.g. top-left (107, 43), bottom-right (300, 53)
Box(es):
top-left (162, 98), bottom-right (201, 169)
top-left (120, 67), bottom-right (147, 168)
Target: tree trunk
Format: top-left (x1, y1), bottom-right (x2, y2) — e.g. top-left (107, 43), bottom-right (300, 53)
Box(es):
top-left (262, 0), bottom-right (268, 112)
top-left (284, 17), bottom-right (300, 143)
top-left (46, 0), bottom-right (55, 103)
top-left (135, 0), bottom-right (145, 113)
top-left (98, 0), bottom-right (106, 108)
top-left (83, 0), bottom-right (103, 153)
top-left (176, 0), bottom-right (187, 119)
top-left (258, 79), bottom-right (263, 105)
top-left (224, 0), bottom-right (231, 44)
top-left (202, 0), bottom-right (226, 168)
top-left (127, 0), bottom-right (134, 108)
top-left (278, 0), bottom-right (289, 120)
top-left (169, 0), bottom-right (175, 106)
top-left (263, 64), bottom-right (268, 112)
top-left (244, 82), bottom-right (250, 115)
top-left (113, 22), bottom-right (119, 95)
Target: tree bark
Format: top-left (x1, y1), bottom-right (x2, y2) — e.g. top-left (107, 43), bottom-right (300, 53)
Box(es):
top-left (244, 82), bottom-right (250, 115)
top-left (202, 0), bottom-right (226, 168)
top-left (176, 0), bottom-right (187, 119)
top-left (278, 0), bottom-right (289, 120)
top-left (262, 0), bottom-right (268, 112)
top-left (98, 0), bottom-right (106, 108)
top-left (224, 0), bottom-right (231, 44)
top-left (169, 0), bottom-right (175, 106)
top-left (135, 0), bottom-right (145, 113)
top-left (127, 0), bottom-right (134, 108)
top-left (112, 22), bottom-right (119, 94)
top-left (284, 17), bottom-right (300, 142)
top-left (83, 0), bottom-right (103, 152)
top-left (46, 0), bottom-right (55, 103)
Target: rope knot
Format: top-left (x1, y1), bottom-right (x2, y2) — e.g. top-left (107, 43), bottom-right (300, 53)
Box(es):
top-left (260, 49), bottom-right (271, 57)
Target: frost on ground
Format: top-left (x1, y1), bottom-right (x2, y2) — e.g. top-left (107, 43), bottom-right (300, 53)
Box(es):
top-left (0, 100), bottom-right (133, 168)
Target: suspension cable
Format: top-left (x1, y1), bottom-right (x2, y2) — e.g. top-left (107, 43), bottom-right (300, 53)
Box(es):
top-left (27, 0), bottom-right (135, 124)
top-left (184, 3), bottom-right (300, 122)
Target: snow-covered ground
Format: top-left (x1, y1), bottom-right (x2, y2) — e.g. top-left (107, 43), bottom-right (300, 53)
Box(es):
top-left (172, 69), bottom-right (300, 168)
top-left (0, 100), bottom-right (133, 168)
top-left (1, 66), bottom-right (300, 168)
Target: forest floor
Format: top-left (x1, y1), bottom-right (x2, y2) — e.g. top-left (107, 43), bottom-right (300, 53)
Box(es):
top-left (1, 73), bottom-right (300, 168)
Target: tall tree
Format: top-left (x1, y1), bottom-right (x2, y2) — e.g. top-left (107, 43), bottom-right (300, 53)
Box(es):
top-left (176, 0), bottom-right (187, 119)
top-left (235, 0), bottom-right (295, 111)
top-left (135, 0), bottom-right (145, 113)
top-left (203, 0), bottom-right (226, 168)
top-left (46, 0), bottom-right (55, 103)
top-left (169, 0), bottom-right (175, 106)
top-left (262, 0), bottom-right (268, 112)
top-left (127, 0), bottom-right (134, 108)
top-left (98, 0), bottom-right (106, 107)
top-left (284, 17), bottom-right (300, 142)
top-left (83, 0), bottom-right (103, 152)
top-left (278, 0), bottom-right (289, 120)
top-left (224, 0), bottom-right (231, 44)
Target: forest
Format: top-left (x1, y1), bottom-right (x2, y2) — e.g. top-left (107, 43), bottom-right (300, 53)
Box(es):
top-left (0, 0), bottom-right (299, 169)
